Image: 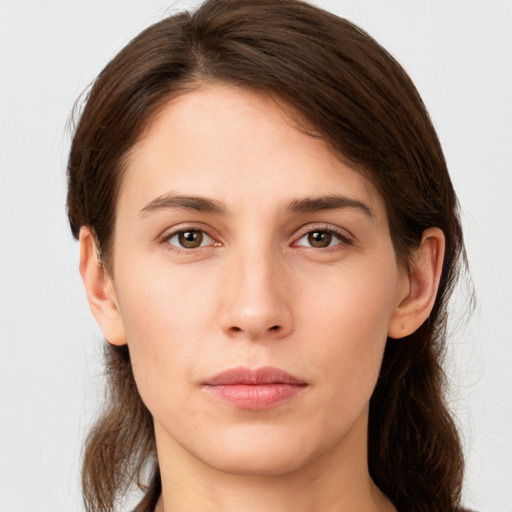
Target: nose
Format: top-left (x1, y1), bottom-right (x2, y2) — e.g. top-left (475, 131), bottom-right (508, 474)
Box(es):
top-left (219, 249), bottom-right (293, 341)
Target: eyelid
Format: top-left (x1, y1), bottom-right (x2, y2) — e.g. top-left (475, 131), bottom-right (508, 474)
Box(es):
top-left (169, 229), bottom-right (214, 246)
top-left (156, 222), bottom-right (353, 253)
top-left (158, 224), bottom-right (221, 251)
top-left (292, 224), bottom-right (354, 248)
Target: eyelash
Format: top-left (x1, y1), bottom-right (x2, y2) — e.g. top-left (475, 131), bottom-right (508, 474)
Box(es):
top-left (160, 226), bottom-right (219, 254)
top-left (292, 225), bottom-right (353, 251)
top-left (159, 225), bottom-right (353, 254)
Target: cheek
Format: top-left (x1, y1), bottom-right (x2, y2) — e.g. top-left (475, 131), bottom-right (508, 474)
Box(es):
top-left (113, 261), bottom-right (221, 401)
top-left (297, 261), bottom-right (399, 395)
top-left (301, 256), bottom-right (398, 334)
top-left (117, 257), bottom-right (220, 337)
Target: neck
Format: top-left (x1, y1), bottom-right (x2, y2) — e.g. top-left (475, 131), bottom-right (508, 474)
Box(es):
top-left (153, 411), bottom-right (396, 512)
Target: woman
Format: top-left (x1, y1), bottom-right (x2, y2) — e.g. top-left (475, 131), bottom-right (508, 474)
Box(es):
top-left (67, 0), bottom-right (470, 510)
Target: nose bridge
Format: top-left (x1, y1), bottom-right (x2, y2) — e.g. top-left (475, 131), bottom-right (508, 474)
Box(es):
top-left (221, 236), bottom-right (292, 340)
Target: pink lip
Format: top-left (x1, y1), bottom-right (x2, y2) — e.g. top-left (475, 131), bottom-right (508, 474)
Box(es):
top-left (202, 366), bottom-right (308, 410)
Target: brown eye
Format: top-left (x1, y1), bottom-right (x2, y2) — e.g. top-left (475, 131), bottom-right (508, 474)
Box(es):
top-left (178, 230), bottom-right (203, 248)
top-left (307, 231), bottom-right (333, 248)
top-left (166, 229), bottom-right (215, 250)
top-left (295, 228), bottom-right (349, 250)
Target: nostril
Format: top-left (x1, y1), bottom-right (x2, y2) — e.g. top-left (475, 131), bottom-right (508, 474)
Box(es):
top-left (226, 323), bottom-right (286, 338)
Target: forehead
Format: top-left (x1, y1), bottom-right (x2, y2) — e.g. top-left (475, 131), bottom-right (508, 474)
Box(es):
top-left (120, 84), bottom-right (386, 222)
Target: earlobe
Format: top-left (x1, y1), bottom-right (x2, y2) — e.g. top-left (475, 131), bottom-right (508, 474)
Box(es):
top-left (388, 227), bottom-right (445, 339)
top-left (79, 226), bottom-right (127, 346)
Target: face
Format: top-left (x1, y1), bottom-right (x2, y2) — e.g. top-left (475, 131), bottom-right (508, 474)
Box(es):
top-left (108, 84), bottom-right (409, 476)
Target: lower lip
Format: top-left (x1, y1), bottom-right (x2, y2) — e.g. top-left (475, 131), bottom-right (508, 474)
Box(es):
top-left (203, 383), bottom-right (307, 410)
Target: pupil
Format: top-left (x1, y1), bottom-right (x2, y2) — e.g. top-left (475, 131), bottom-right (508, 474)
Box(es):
top-left (308, 231), bottom-right (332, 248)
top-left (179, 230), bottom-right (203, 248)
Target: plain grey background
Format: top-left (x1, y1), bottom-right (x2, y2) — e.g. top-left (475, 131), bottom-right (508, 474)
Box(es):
top-left (1, 1), bottom-right (511, 511)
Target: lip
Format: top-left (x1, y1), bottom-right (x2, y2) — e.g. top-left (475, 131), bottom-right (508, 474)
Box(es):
top-left (202, 366), bottom-right (308, 410)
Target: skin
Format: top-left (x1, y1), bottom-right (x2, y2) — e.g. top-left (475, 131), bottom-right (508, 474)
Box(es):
top-left (80, 84), bottom-right (445, 512)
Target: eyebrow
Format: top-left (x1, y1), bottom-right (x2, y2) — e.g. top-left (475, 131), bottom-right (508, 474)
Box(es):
top-left (139, 194), bottom-right (226, 217)
top-left (288, 195), bottom-right (374, 219)
top-left (139, 193), bottom-right (374, 219)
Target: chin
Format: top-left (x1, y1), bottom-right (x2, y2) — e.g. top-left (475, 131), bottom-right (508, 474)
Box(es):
top-left (204, 448), bottom-right (310, 477)
top-left (194, 424), bottom-right (323, 476)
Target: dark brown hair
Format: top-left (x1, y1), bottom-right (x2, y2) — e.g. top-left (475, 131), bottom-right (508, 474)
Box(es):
top-left (67, 1), bottom-right (467, 511)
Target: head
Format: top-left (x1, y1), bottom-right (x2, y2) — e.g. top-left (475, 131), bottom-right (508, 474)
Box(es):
top-left (67, 1), bottom-right (465, 511)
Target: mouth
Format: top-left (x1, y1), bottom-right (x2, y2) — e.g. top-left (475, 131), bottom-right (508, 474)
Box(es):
top-left (202, 366), bottom-right (308, 410)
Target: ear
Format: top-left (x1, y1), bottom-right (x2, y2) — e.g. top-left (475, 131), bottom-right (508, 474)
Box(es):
top-left (79, 226), bottom-right (127, 346)
top-left (388, 227), bottom-right (445, 339)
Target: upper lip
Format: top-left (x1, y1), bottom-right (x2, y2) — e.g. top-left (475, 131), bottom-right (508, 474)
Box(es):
top-left (202, 366), bottom-right (307, 386)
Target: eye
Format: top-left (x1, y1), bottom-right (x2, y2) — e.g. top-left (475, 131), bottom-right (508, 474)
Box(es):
top-left (166, 229), bottom-right (215, 249)
top-left (295, 229), bottom-right (350, 249)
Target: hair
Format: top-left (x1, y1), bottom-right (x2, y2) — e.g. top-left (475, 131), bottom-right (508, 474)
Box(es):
top-left (67, 1), bottom-right (468, 511)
